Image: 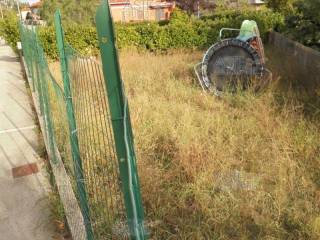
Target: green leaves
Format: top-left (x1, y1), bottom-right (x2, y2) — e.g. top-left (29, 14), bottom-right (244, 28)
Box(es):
top-left (266, 0), bottom-right (296, 13)
top-left (2, 8), bottom-right (284, 58)
top-left (42, 0), bottom-right (99, 25)
top-left (0, 11), bottom-right (20, 51)
top-left (284, 0), bottom-right (320, 50)
top-left (114, 8), bottom-right (284, 51)
top-left (38, 24), bottom-right (99, 59)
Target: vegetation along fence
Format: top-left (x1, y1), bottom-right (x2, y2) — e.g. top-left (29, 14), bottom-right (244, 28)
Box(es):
top-left (19, 1), bottom-right (147, 239)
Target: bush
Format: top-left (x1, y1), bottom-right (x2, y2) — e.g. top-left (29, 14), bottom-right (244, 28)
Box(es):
top-left (38, 24), bottom-right (99, 59)
top-left (266, 0), bottom-right (295, 13)
top-left (38, 26), bottom-right (58, 59)
top-left (284, 0), bottom-right (320, 50)
top-left (0, 11), bottom-right (20, 51)
top-left (202, 8), bottom-right (285, 40)
top-left (116, 8), bottom-right (284, 51)
top-left (1, 8), bottom-right (284, 59)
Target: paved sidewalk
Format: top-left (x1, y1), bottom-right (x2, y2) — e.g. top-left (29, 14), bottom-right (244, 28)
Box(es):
top-left (0, 40), bottom-right (56, 239)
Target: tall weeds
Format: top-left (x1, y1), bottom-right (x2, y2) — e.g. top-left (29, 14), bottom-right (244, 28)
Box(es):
top-left (50, 50), bottom-right (320, 239)
top-left (120, 51), bottom-right (320, 239)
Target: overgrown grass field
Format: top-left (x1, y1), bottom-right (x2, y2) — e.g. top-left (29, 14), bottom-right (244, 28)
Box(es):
top-left (120, 51), bottom-right (320, 239)
top-left (50, 50), bottom-right (320, 239)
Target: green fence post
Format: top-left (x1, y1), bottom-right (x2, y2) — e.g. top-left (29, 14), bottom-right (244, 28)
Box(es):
top-left (96, 1), bottom-right (147, 239)
top-left (54, 10), bottom-right (94, 240)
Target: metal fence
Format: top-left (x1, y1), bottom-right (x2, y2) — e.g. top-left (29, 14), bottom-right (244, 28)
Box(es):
top-left (19, 1), bottom-right (147, 239)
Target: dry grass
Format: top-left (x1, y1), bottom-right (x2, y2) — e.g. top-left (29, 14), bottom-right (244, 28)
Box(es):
top-left (49, 50), bottom-right (320, 239)
top-left (119, 50), bottom-right (320, 239)
top-left (49, 57), bottom-right (128, 238)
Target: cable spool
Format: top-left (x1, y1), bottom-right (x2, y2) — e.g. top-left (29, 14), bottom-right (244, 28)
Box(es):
top-left (201, 38), bottom-right (264, 94)
top-left (194, 20), bottom-right (271, 96)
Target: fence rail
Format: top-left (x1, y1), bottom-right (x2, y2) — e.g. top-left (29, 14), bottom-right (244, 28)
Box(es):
top-left (19, 1), bottom-right (147, 239)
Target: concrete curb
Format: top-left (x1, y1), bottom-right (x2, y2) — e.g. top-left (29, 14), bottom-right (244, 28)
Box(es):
top-left (20, 55), bottom-right (87, 240)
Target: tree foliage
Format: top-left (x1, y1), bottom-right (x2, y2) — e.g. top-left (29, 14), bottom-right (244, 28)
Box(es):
top-left (285, 0), bottom-right (320, 49)
top-left (40, 8), bottom-right (283, 58)
top-left (0, 11), bottom-right (19, 51)
top-left (266, 0), bottom-right (295, 13)
top-left (41, 0), bottom-right (100, 25)
top-left (295, 0), bottom-right (320, 23)
top-left (0, 7), bottom-right (284, 58)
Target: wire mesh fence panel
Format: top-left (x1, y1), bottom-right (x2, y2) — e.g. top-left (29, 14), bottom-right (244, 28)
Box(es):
top-left (19, 24), bottom-right (88, 240)
top-left (65, 44), bottom-right (129, 239)
top-left (46, 71), bottom-right (74, 174)
top-left (19, 2), bottom-right (147, 239)
top-left (43, 61), bottom-right (88, 240)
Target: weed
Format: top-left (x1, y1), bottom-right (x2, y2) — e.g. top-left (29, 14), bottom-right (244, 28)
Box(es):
top-left (120, 50), bottom-right (320, 239)
top-left (49, 50), bottom-right (320, 239)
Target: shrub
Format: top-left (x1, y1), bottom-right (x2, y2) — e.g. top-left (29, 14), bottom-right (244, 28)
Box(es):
top-left (2, 8), bottom-right (284, 58)
top-left (116, 23), bottom-right (141, 49)
top-left (38, 24), bottom-right (99, 59)
top-left (38, 26), bottom-right (58, 59)
top-left (284, 0), bottom-right (320, 50)
top-left (0, 18), bottom-right (3, 35)
top-left (266, 0), bottom-right (296, 13)
top-left (115, 8), bottom-right (284, 50)
top-left (0, 11), bottom-right (20, 51)
top-left (201, 8), bottom-right (285, 40)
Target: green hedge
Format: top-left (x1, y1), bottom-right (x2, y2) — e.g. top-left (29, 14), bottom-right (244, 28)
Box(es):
top-left (38, 25), bottom-right (99, 59)
top-left (115, 9), bottom-right (284, 51)
top-left (0, 12), bottom-right (20, 51)
top-left (1, 8), bottom-right (284, 59)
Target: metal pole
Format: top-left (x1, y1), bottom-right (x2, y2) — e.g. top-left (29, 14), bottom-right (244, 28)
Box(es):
top-left (96, 1), bottom-right (147, 239)
top-left (96, 0), bottom-right (147, 240)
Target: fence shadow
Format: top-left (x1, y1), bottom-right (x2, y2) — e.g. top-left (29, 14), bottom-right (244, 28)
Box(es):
top-left (0, 55), bottom-right (20, 62)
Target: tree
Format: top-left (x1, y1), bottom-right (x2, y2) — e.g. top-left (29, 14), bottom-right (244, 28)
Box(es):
top-left (176, 0), bottom-right (249, 15)
top-left (41, 0), bottom-right (100, 25)
top-left (285, 0), bottom-right (320, 49)
top-left (266, 0), bottom-right (295, 13)
top-left (176, 0), bottom-right (217, 15)
top-left (295, 0), bottom-right (320, 23)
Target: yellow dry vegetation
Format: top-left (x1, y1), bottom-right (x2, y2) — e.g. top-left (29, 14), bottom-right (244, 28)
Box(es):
top-left (50, 50), bottom-right (320, 239)
top-left (120, 51), bottom-right (320, 239)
